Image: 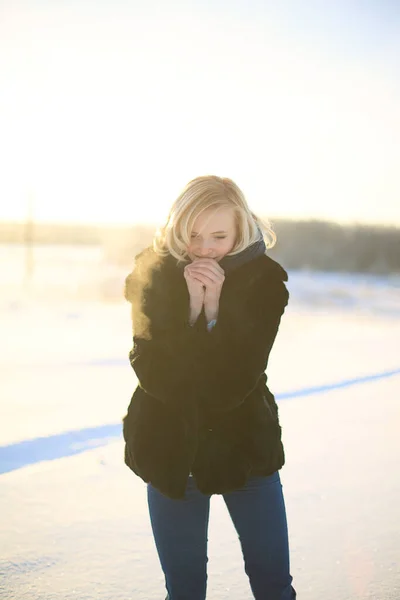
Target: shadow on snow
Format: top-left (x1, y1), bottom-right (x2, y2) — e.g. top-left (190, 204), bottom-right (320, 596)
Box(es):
top-left (1, 367), bottom-right (399, 475)
top-left (0, 424), bottom-right (121, 475)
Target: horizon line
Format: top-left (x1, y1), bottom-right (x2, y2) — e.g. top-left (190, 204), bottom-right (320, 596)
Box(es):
top-left (0, 217), bottom-right (399, 230)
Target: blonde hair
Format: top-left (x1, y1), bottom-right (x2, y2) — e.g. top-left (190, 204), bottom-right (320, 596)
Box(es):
top-left (153, 175), bottom-right (276, 262)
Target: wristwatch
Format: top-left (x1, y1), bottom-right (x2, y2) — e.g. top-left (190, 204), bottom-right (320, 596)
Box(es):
top-left (206, 319), bottom-right (217, 332)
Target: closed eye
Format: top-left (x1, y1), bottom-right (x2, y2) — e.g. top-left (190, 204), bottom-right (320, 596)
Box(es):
top-left (190, 234), bottom-right (226, 240)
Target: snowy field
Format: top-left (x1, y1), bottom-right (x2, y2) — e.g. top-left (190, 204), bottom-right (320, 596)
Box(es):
top-left (1, 244), bottom-right (400, 599)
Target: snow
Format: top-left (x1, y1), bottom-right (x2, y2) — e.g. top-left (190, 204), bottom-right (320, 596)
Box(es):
top-left (1, 244), bottom-right (400, 599)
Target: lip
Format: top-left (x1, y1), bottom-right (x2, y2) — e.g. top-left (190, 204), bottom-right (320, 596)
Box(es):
top-left (193, 255), bottom-right (218, 260)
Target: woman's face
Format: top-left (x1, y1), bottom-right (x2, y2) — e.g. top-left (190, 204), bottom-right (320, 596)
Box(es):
top-left (187, 206), bottom-right (237, 262)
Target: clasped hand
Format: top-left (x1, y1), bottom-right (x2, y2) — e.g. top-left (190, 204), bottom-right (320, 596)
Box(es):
top-left (184, 257), bottom-right (225, 303)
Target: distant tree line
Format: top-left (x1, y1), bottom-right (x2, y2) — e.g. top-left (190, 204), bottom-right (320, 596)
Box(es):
top-left (269, 220), bottom-right (400, 274)
top-left (0, 219), bottom-right (399, 274)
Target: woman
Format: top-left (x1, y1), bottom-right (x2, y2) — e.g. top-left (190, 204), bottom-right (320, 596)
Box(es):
top-left (123, 175), bottom-right (296, 600)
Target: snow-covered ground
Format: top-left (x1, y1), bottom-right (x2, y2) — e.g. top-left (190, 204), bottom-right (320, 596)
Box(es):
top-left (1, 244), bottom-right (400, 599)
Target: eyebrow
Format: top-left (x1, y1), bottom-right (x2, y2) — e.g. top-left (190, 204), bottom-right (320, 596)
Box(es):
top-left (192, 230), bottom-right (227, 235)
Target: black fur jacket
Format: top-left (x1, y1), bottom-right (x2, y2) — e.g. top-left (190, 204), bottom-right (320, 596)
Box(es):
top-left (122, 247), bottom-right (289, 499)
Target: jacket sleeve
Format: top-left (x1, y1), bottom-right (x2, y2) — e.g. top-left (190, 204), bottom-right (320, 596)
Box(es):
top-left (125, 260), bottom-right (204, 408)
top-left (196, 279), bottom-right (289, 412)
top-left (129, 324), bottom-right (202, 408)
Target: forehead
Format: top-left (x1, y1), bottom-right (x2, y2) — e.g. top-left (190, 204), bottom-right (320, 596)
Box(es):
top-left (192, 206), bottom-right (236, 233)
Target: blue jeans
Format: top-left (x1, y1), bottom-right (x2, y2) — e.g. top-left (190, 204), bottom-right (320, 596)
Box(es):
top-left (147, 471), bottom-right (296, 600)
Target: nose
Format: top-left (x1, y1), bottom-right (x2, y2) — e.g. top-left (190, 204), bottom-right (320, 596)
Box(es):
top-left (197, 243), bottom-right (213, 256)
top-left (199, 246), bottom-right (211, 256)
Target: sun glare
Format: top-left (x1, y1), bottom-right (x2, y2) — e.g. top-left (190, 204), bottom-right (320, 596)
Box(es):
top-left (0, 3), bottom-right (399, 226)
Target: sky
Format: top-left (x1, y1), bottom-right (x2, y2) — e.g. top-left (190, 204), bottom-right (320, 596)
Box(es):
top-left (0, 0), bottom-right (399, 226)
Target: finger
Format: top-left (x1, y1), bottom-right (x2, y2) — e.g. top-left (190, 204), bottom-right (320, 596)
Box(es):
top-left (184, 270), bottom-right (207, 285)
top-left (187, 259), bottom-right (225, 277)
top-left (188, 269), bottom-right (222, 285)
top-left (188, 264), bottom-right (225, 281)
top-left (191, 258), bottom-right (225, 275)
top-left (189, 258), bottom-right (225, 274)
top-left (191, 276), bottom-right (222, 291)
top-left (188, 271), bottom-right (215, 286)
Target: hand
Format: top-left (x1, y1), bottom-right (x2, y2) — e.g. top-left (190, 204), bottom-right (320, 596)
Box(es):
top-left (187, 258), bottom-right (225, 323)
top-left (183, 263), bottom-right (206, 325)
top-left (183, 264), bottom-right (206, 302)
top-left (186, 258), bottom-right (225, 299)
